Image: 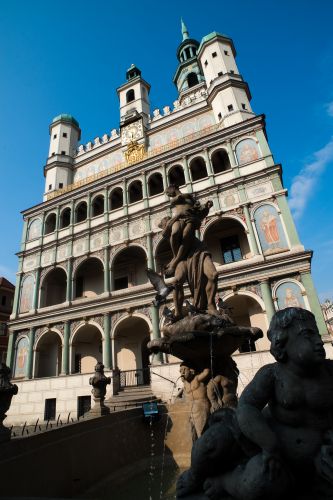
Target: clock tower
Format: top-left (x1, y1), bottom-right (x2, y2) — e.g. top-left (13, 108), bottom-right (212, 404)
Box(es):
top-left (117, 64), bottom-right (150, 147)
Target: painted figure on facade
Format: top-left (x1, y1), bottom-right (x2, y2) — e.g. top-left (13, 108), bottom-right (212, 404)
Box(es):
top-left (236, 139), bottom-right (259, 164)
top-left (276, 282), bottom-right (305, 311)
top-left (177, 308), bottom-right (333, 500)
top-left (254, 204), bottom-right (288, 255)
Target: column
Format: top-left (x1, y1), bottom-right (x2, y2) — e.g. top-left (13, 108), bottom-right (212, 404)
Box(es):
top-left (12, 269), bottom-right (23, 318)
top-left (123, 180), bottom-right (128, 216)
top-left (87, 192), bottom-right (92, 233)
top-left (6, 331), bottom-right (15, 369)
top-left (20, 219), bottom-right (28, 251)
top-left (161, 163), bottom-right (168, 190)
top-left (103, 313), bottom-right (112, 369)
top-left (255, 129), bottom-right (274, 166)
top-left (182, 156), bottom-right (193, 193)
top-left (55, 205), bottom-right (60, 233)
top-left (142, 171), bottom-right (149, 208)
top-left (243, 204), bottom-right (260, 255)
top-left (66, 258), bottom-right (73, 302)
top-left (32, 267), bottom-right (41, 311)
top-left (151, 306), bottom-right (163, 363)
top-left (226, 141), bottom-right (240, 177)
top-left (61, 321), bottom-right (70, 375)
top-left (275, 194), bottom-right (301, 247)
top-left (104, 186), bottom-right (109, 223)
top-left (104, 246), bottom-right (110, 294)
top-left (26, 327), bottom-right (36, 379)
top-left (260, 280), bottom-right (275, 323)
top-left (301, 271), bottom-right (327, 334)
top-left (146, 233), bottom-right (155, 270)
top-left (203, 148), bottom-right (215, 185)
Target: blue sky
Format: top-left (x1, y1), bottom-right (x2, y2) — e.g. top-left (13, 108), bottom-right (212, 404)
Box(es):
top-left (0, 0), bottom-right (333, 300)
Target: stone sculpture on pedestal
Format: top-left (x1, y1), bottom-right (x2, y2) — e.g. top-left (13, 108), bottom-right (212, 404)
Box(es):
top-left (89, 362), bottom-right (111, 416)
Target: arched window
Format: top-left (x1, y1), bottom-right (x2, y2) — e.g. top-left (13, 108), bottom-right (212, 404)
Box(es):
top-left (110, 188), bottom-right (123, 210)
top-left (40, 268), bottom-right (67, 307)
top-left (44, 213), bottom-right (56, 234)
top-left (148, 173), bottom-right (164, 197)
top-left (126, 89), bottom-right (135, 103)
top-left (168, 165), bottom-right (185, 186)
top-left (189, 157), bottom-right (208, 181)
top-left (211, 149), bottom-right (231, 174)
top-left (75, 201), bottom-right (87, 223)
top-left (187, 72), bottom-right (199, 88)
top-left (128, 180), bottom-right (143, 204)
top-left (92, 195), bottom-right (104, 217)
top-left (59, 208), bottom-right (71, 229)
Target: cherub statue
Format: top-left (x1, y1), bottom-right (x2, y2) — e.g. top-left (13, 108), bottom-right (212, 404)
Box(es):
top-left (178, 308), bottom-right (333, 500)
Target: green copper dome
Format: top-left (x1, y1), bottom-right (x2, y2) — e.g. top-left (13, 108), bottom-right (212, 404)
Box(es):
top-left (52, 114), bottom-right (79, 128)
top-left (198, 31), bottom-right (235, 55)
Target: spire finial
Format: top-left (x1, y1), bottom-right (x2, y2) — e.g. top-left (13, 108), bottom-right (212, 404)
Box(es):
top-left (181, 18), bottom-right (189, 41)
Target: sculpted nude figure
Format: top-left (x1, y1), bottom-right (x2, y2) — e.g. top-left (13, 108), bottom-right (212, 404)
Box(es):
top-left (178, 308), bottom-right (333, 500)
top-left (179, 363), bottom-right (211, 439)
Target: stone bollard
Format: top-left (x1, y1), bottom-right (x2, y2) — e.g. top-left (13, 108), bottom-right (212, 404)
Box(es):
top-left (0, 363), bottom-right (18, 442)
top-left (89, 362), bottom-right (111, 416)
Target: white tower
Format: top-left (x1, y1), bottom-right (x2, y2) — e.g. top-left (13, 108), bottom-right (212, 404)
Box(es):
top-left (44, 114), bottom-right (81, 200)
top-left (197, 32), bottom-right (255, 126)
top-left (117, 64), bottom-right (151, 128)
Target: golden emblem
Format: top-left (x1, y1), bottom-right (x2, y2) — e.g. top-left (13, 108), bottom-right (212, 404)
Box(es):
top-left (125, 140), bottom-right (146, 165)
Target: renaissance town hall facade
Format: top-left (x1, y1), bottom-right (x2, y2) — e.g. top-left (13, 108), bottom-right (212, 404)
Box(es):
top-left (6, 23), bottom-right (330, 424)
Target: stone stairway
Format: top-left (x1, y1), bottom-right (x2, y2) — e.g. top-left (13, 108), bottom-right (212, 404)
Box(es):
top-left (106, 385), bottom-right (159, 411)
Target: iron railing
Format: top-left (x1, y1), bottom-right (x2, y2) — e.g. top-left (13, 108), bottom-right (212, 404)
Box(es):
top-left (119, 368), bottom-right (150, 388)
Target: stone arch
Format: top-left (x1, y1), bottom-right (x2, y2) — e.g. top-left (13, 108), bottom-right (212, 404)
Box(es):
top-left (34, 329), bottom-right (63, 378)
top-left (126, 89), bottom-right (135, 103)
top-left (128, 179), bottom-right (143, 204)
top-left (27, 218), bottom-right (42, 240)
top-left (75, 201), bottom-right (88, 223)
top-left (39, 267), bottom-right (67, 307)
top-left (19, 274), bottom-right (35, 313)
top-left (210, 147), bottom-right (231, 173)
top-left (148, 172), bottom-right (164, 196)
top-left (187, 72), bottom-right (199, 88)
top-left (44, 212), bottom-right (57, 235)
top-left (70, 323), bottom-right (103, 374)
top-left (59, 207), bottom-right (71, 229)
top-left (111, 245), bottom-right (148, 290)
top-left (189, 156), bottom-right (208, 182)
top-left (155, 238), bottom-right (172, 274)
top-left (203, 216), bottom-right (251, 267)
top-left (223, 291), bottom-right (269, 352)
top-left (234, 137), bottom-right (261, 165)
top-left (112, 313), bottom-right (152, 383)
top-left (167, 164), bottom-right (186, 186)
top-left (109, 186), bottom-right (123, 210)
top-left (13, 334), bottom-right (29, 378)
top-left (272, 278), bottom-right (309, 311)
top-left (91, 194), bottom-right (104, 217)
top-left (73, 257), bottom-right (104, 299)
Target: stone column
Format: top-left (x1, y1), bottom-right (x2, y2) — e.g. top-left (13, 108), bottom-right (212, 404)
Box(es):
top-left (20, 219), bottom-right (28, 251)
top-left (104, 246), bottom-right (111, 294)
top-left (26, 327), bottom-right (36, 379)
top-left (161, 163), bottom-right (168, 190)
top-left (146, 233), bottom-right (155, 270)
top-left (11, 269), bottom-right (23, 318)
top-left (66, 258), bottom-right (73, 302)
top-left (6, 331), bottom-right (15, 370)
top-left (300, 271), bottom-right (327, 334)
top-left (151, 306), bottom-right (163, 363)
top-left (32, 267), bottom-right (41, 311)
top-left (260, 280), bottom-right (275, 323)
top-left (61, 321), bottom-right (70, 375)
top-left (103, 313), bottom-right (112, 369)
top-left (104, 186), bottom-right (109, 223)
top-left (275, 194), bottom-right (301, 247)
top-left (55, 205), bottom-right (60, 233)
top-left (123, 180), bottom-right (128, 216)
top-left (226, 140), bottom-right (240, 177)
top-left (203, 148), bottom-right (215, 185)
top-left (182, 156), bottom-right (193, 193)
top-left (243, 204), bottom-right (260, 255)
top-left (255, 129), bottom-right (274, 166)
top-left (142, 171), bottom-right (149, 208)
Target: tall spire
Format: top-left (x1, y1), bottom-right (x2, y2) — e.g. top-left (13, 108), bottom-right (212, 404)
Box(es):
top-left (181, 18), bottom-right (189, 41)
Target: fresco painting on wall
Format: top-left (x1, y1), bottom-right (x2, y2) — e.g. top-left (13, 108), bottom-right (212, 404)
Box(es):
top-left (19, 275), bottom-right (34, 313)
top-left (236, 138), bottom-right (260, 164)
top-left (254, 204), bottom-right (288, 255)
top-left (275, 281), bottom-right (305, 310)
top-left (14, 337), bottom-right (29, 378)
top-left (28, 219), bottom-right (42, 240)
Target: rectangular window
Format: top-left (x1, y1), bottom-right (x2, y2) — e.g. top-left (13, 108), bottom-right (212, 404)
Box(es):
top-left (1, 296), bottom-right (6, 306)
top-left (78, 396), bottom-right (91, 418)
top-left (0, 323), bottom-right (6, 336)
top-left (44, 398), bottom-right (56, 421)
top-left (218, 112), bottom-right (222, 120)
top-left (114, 276), bottom-right (129, 290)
top-left (224, 50), bottom-right (229, 55)
top-left (227, 104), bottom-right (234, 112)
top-left (52, 152), bottom-right (55, 156)
top-left (220, 235), bottom-right (242, 264)
top-left (212, 52), bottom-right (217, 58)
top-left (242, 103), bottom-right (246, 110)
top-left (74, 354), bottom-right (82, 374)
top-left (62, 132), bottom-right (67, 138)
top-left (59, 182), bottom-right (63, 189)
top-left (61, 150), bottom-right (66, 155)
top-left (230, 70), bottom-right (235, 74)
top-left (48, 184), bottom-right (52, 190)
top-left (53, 134), bottom-right (57, 139)
top-left (204, 60), bottom-right (208, 67)
top-left (218, 71), bottom-right (223, 76)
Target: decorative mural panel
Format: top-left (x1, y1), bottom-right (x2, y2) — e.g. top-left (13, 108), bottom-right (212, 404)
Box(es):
top-left (41, 249), bottom-right (55, 267)
top-left (19, 275), bottom-right (34, 312)
top-left (57, 244), bottom-right (69, 261)
top-left (235, 139), bottom-right (260, 165)
top-left (275, 281), bottom-right (305, 310)
top-left (254, 204), bottom-right (288, 255)
top-left (14, 336), bottom-right (29, 378)
top-left (73, 238), bottom-right (88, 257)
top-left (219, 190), bottom-right (239, 208)
top-left (23, 255), bottom-right (38, 272)
top-left (246, 182), bottom-right (273, 200)
top-left (129, 219), bottom-right (146, 239)
top-left (110, 226), bottom-right (125, 244)
top-left (151, 211), bottom-right (169, 232)
top-left (73, 150), bottom-right (124, 183)
top-left (27, 219), bottom-right (42, 240)
top-left (91, 235), bottom-right (104, 251)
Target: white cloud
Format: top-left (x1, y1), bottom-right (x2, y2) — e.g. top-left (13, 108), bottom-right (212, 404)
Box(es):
top-left (326, 101), bottom-right (333, 117)
top-left (289, 137), bottom-right (333, 220)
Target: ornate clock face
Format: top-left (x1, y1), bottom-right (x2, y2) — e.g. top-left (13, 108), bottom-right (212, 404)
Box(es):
top-left (121, 120), bottom-right (143, 145)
